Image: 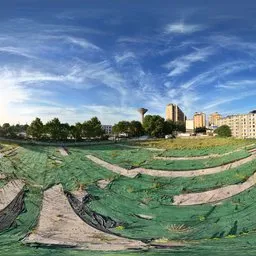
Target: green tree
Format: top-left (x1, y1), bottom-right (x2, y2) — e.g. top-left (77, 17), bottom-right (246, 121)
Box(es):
top-left (195, 127), bottom-right (207, 134)
top-left (143, 115), bottom-right (165, 138)
top-left (112, 121), bottom-right (131, 136)
top-left (129, 120), bottom-right (144, 137)
top-left (164, 120), bottom-right (176, 134)
top-left (83, 117), bottom-right (104, 138)
top-left (45, 118), bottom-right (62, 141)
top-left (215, 125), bottom-right (232, 137)
top-left (175, 121), bottom-right (186, 133)
top-left (1, 123), bottom-right (10, 137)
top-left (70, 122), bottom-right (83, 141)
top-left (27, 118), bottom-right (44, 140)
top-left (59, 123), bottom-right (70, 141)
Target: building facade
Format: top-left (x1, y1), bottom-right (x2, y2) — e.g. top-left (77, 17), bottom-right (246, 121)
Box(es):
top-left (102, 125), bottom-right (113, 135)
top-left (193, 112), bottom-right (206, 129)
top-left (166, 104), bottom-right (186, 122)
top-left (186, 119), bottom-right (194, 133)
top-left (217, 111), bottom-right (256, 138)
top-left (209, 112), bottom-right (222, 127)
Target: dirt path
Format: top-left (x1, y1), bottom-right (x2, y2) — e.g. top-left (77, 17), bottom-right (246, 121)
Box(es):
top-left (0, 180), bottom-right (25, 231)
top-left (0, 180), bottom-right (25, 211)
top-left (86, 155), bottom-right (137, 178)
top-left (0, 147), bottom-right (19, 158)
top-left (86, 153), bottom-right (256, 178)
top-left (25, 184), bottom-right (147, 251)
top-left (58, 147), bottom-right (69, 156)
top-left (173, 172), bottom-right (256, 205)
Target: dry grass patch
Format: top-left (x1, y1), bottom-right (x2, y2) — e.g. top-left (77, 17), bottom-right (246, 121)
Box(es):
top-left (133, 138), bottom-right (255, 150)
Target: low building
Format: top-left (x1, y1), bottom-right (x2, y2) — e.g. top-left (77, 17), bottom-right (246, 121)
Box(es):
top-left (217, 110), bottom-right (256, 138)
top-left (102, 125), bottom-right (112, 135)
top-left (186, 119), bottom-right (194, 133)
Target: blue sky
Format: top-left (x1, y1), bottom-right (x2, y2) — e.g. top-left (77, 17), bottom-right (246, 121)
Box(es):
top-left (1, 0), bottom-right (256, 125)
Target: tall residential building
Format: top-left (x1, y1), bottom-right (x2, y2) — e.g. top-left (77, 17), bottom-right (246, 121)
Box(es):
top-left (166, 104), bottom-right (186, 122)
top-left (217, 111), bottom-right (256, 138)
top-left (193, 112), bottom-right (206, 129)
top-left (209, 112), bottom-right (222, 127)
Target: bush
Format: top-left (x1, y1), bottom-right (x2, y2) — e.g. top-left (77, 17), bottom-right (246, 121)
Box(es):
top-left (215, 125), bottom-right (232, 137)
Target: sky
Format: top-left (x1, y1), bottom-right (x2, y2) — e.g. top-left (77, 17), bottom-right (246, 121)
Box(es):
top-left (1, 0), bottom-right (256, 125)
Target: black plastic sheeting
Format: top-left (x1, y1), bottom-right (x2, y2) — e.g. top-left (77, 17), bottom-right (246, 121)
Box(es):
top-left (0, 190), bottom-right (24, 232)
top-left (66, 192), bottom-right (122, 234)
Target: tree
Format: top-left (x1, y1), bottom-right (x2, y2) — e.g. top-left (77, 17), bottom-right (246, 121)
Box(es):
top-left (83, 117), bottom-right (104, 138)
top-left (215, 125), bottom-right (232, 137)
top-left (164, 120), bottom-right (176, 134)
top-left (27, 118), bottom-right (44, 140)
top-left (112, 121), bottom-right (131, 136)
top-left (195, 127), bottom-right (207, 134)
top-left (175, 121), bottom-right (186, 133)
top-left (45, 118), bottom-right (62, 141)
top-left (59, 123), bottom-right (70, 141)
top-left (70, 122), bottom-right (83, 141)
top-left (1, 123), bottom-right (11, 137)
top-left (129, 121), bottom-right (144, 137)
top-left (143, 115), bottom-right (165, 138)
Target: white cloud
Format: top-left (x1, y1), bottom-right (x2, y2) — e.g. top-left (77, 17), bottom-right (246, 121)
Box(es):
top-left (216, 80), bottom-right (256, 90)
top-left (165, 22), bottom-right (206, 34)
top-left (180, 61), bottom-right (256, 90)
top-left (164, 47), bottom-right (215, 77)
top-left (204, 90), bottom-right (256, 110)
top-left (117, 36), bottom-right (148, 44)
top-left (0, 46), bottom-right (35, 58)
top-left (66, 36), bottom-right (101, 51)
top-left (115, 51), bottom-right (136, 63)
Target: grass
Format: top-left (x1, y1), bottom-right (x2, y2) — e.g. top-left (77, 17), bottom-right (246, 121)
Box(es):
top-left (85, 144), bottom-right (251, 170)
top-left (141, 150), bottom-right (250, 170)
top-left (1, 140), bottom-right (256, 255)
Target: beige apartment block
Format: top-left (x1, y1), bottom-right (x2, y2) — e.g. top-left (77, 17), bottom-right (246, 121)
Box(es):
top-left (217, 111), bottom-right (256, 138)
top-left (209, 112), bottom-right (222, 126)
top-left (193, 112), bottom-right (206, 128)
top-left (166, 104), bottom-right (186, 122)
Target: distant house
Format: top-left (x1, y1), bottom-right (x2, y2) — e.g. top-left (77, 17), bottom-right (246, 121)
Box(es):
top-left (102, 125), bottom-right (113, 135)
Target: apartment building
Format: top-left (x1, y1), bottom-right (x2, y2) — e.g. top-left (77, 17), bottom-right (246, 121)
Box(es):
top-left (166, 104), bottom-right (186, 122)
top-left (193, 112), bottom-right (206, 129)
top-left (209, 112), bottom-right (222, 127)
top-left (217, 110), bottom-right (256, 138)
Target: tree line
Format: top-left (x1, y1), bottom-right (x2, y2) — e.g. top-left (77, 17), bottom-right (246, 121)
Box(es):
top-left (0, 114), bottom-right (187, 142)
top-left (112, 115), bottom-right (185, 138)
top-left (0, 117), bottom-right (105, 141)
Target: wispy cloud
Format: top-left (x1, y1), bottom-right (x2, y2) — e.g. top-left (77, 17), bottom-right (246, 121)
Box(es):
top-left (165, 22), bottom-right (206, 34)
top-left (180, 61), bottom-right (256, 90)
top-left (164, 47), bottom-right (215, 77)
top-left (204, 90), bottom-right (256, 110)
top-left (0, 46), bottom-right (36, 59)
top-left (117, 36), bottom-right (148, 44)
top-left (115, 51), bottom-right (136, 63)
top-left (216, 80), bottom-right (256, 90)
top-left (66, 36), bottom-right (101, 51)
